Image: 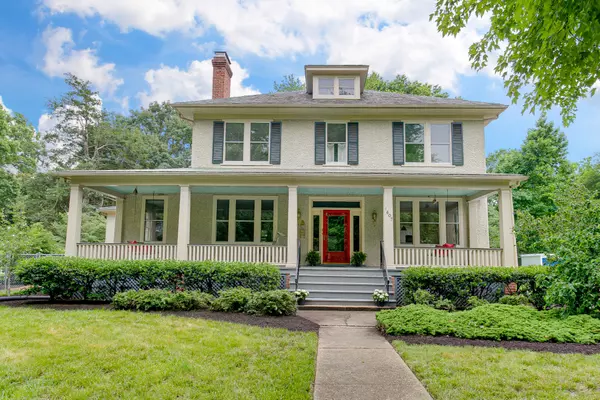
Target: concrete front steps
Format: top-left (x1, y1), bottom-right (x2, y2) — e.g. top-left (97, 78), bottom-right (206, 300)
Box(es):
top-left (289, 266), bottom-right (395, 307)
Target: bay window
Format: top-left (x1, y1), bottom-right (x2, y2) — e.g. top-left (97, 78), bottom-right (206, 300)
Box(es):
top-left (404, 122), bottom-right (453, 165)
top-left (396, 198), bottom-right (463, 246)
top-left (223, 121), bottom-right (271, 163)
top-left (214, 197), bottom-right (277, 243)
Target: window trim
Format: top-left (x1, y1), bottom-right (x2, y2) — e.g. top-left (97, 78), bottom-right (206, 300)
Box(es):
top-left (313, 76), bottom-right (360, 99)
top-left (394, 197), bottom-right (466, 247)
top-left (139, 195), bottom-right (169, 243)
top-left (212, 195), bottom-right (278, 244)
top-left (403, 121), bottom-right (455, 167)
top-left (325, 121), bottom-right (348, 165)
top-left (222, 120), bottom-right (272, 165)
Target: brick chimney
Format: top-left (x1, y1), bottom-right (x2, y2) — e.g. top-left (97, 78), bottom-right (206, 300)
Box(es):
top-left (212, 51), bottom-right (232, 99)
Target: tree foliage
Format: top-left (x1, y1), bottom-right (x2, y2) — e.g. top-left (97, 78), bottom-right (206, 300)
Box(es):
top-left (272, 74), bottom-right (305, 92)
top-left (431, 0), bottom-right (600, 125)
top-left (0, 107), bottom-right (42, 173)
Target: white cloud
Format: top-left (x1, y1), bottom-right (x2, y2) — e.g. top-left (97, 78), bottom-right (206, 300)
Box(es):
top-left (138, 59), bottom-right (259, 106)
top-left (38, 113), bottom-right (59, 133)
top-left (41, 0), bottom-right (493, 91)
top-left (0, 96), bottom-right (12, 114)
top-left (41, 26), bottom-right (123, 94)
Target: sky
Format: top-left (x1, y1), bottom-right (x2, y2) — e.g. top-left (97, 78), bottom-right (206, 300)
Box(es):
top-left (0, 0), bottom-right (599, 162)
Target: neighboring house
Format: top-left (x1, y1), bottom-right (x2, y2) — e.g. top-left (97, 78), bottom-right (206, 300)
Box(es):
top-left (58, 51), bottom-right (525, 271)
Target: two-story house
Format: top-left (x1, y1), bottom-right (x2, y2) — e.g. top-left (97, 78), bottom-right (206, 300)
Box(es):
top-left (59, 51), bottom-right (525, 273)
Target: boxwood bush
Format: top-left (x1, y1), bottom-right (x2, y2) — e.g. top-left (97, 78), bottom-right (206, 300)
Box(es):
top-left (210, 287), bottom-right (253, 313)
top-left (113, 289), bottom-right (214, 311)
top-left (245, 290), bottom-right (297, 316)
top-left (15, 257), bottom-right (281, 300)
top-left (400, 266), bottom-right (551, 309)
top-left (377, 304), bottom-right (600, 344)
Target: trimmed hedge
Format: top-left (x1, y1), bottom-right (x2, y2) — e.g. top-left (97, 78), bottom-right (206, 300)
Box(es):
top-left (15, 257), bottom-right (281, 300)
top-left (113, 290), bottom-right (214, 311)
top-left (377, 304), bottom-right (600, 344)
top-left (245, 290), bottom-right (297, 316)
top-left (400, 266), bottom-right (551, 309)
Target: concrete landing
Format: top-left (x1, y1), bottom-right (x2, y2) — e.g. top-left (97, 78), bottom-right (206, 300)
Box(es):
top-left (299, 310), bottom-right (432, 400)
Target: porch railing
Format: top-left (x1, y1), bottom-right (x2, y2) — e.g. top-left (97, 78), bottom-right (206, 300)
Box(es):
top-left (394, 247), bottom-right (503, 267)
top-left (380, 241), bottom-right (390, 294)
top-left (77, 243), bottom-right (177, 260)
top-left (188, 244), bottom-right (287, 264)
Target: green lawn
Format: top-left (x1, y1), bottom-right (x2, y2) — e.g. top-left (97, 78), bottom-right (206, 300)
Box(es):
top-left (395, 341), bottom-right (600, 400)
top-left (0, 307), bottom-right (317, 399)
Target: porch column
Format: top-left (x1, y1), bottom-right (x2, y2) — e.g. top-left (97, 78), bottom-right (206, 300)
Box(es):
top-left (99, 207), bottom-right (117, 243)
top-left (468, 197), bottom-right (490, 248)
top-left (286, 185), bottom-right (298, 268)
top-left (114, 198), bottom-right (124, 243)
top-left (383, 186), bottom-right (394, 266)
top-left (65, 184), bottom-right (83, 256)
top-left (498, 188), bottom-right (518, 266)
top-left (176, 185), bottom-right (191, 261)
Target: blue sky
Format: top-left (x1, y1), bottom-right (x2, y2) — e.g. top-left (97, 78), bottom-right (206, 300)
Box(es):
top-left (1, 0), bottom-right (598, 162)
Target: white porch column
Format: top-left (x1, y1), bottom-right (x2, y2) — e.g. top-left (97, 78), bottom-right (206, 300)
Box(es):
top-left (114, 198), bottom-right (124, 243)
top-left (176, 185), bottom-right (191, 261)
top-left (65, 184), bottom-right (84, 256)
top-left (383, 186), bottom-right (394, 266)
top-left (468, 197), bottom-right (490, 248)
top-left (498, 188), bottom-right (518, 266)
top-left (286, 185), bottom-right (298, 267)
top-left (99, 207), bottom-right (117, 243)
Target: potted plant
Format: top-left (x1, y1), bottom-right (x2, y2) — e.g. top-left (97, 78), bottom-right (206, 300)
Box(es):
top-left (305, 250), bottom-right (320, 266)
top-left (350, 251), bottom-right (367, 266)
top-left (372, 289), bottom-right (389, 307)
top-left (294, 289), bottom-right (309, 305)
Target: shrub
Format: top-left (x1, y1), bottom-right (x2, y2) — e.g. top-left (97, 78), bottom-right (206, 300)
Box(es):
top-left (401, 266), bottom-right (550, 309)
top-left (466, 296), bottom-right (489, 309)
top-left (14, 258), bottom-right (281, 300)
top-left (350, 251), bottom-right (367, 266)
top-left (499, 294), bottom-right (532, 306)
top-left (376, 304), bottom-right (600, 344)
top-left (305, 251), bottom-right (320, 266)
top-left (210, 287), bottom-right (253, 312)
top-left (434, 298), bottom-right (455, 312)
top-left (245, 290), bottom-right (297, 316)
top-left (413, 289), bottom-right (436, 306)
top-left (112, 290), bottom-right (214, 311)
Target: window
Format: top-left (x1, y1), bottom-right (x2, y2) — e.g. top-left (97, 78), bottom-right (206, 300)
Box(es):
top-left (339, 78), bottom-right (355, 96)
top-left (405, 123), bottom-right (425, 162)
top-left (419, 201), bottom-right (439, 245)
top-left (399, 201), bottom-right (413, 244)
top-left (353, 215), bottom-right (360, 252)
top-left (143, 199), bottom-right (165, 242)
top-left (224, 122), bottom-right (270, 163)
top-left (326, 123), bottom-right (347, 164)
top-left (312, 215), bottom-right (320, 251)
top-left (319, 78), bottom-right (334, 95)
top-left (214, 197), bottom-right (277, 243)
top-left (446, 201), bottom-right (460, 245)
top-left (431, 124), bottom-right (451, 163)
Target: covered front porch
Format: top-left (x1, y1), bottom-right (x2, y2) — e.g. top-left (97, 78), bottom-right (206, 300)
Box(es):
top-left (61, 169), bottom-right (522, 268)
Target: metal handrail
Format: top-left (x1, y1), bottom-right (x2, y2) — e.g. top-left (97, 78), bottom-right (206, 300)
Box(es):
top-left (380, 241), bottom-right (390, 294)
top-left (294, 239), bottom-right (301, 291)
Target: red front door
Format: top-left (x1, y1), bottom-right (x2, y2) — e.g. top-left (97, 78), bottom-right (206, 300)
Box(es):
top-left (323, 210), bottom-right (351, 264)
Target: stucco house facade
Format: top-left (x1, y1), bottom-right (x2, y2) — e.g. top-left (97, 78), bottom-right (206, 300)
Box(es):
top-left (58, 51), bottom-right (525, 271)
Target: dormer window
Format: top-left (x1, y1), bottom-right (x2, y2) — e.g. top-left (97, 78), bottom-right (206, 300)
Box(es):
top-left (319, 78), bottom-right (334, 95)
top-left (339, 78), bottom-right (355, 96)
top-left (313, 76), bottom-right (360, 99)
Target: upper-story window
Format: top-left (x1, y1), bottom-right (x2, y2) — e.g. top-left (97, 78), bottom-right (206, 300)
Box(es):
top-left (326, 123), bottom-right (347, 164)
top-left (404, 122), bottom-right (452, 165)
top-left (314, 76), bottom-right (359, 99)
top-left (224, 121), bottom-right (270, 164)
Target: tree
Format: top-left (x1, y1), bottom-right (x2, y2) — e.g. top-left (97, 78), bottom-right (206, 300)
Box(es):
top-left (272, 72), bottom-right (450, 97)
top-left (577, 154), bottom-right (600, 196)
top-left (431, 0), bottom-right (600, 125)
top-left (0, 107), bottom-right (42, 173)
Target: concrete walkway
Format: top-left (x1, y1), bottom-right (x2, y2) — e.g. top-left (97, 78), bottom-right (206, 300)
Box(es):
top-left (299, 310), bottom-right (432, 400)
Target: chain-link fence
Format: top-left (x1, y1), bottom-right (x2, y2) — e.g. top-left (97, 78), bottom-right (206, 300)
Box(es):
top-left (1, 254), bottom-right (64, 296)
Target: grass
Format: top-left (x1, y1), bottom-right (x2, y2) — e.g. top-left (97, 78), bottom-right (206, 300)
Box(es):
top-left (0, 307), bottom-right (317, 399)
top-left (395, 341), bottom-right (600, 400)
top-left (377, 304), bottom-right (600, 343)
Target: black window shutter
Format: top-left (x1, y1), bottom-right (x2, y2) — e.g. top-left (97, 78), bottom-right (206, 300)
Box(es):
top-left (270, 122), bottom-right (282, 165)
top-left (392, 122), bottom-right (405, 165)
top-left (212, 121), bottom-right (225, 164)
top-left (347, 122), bottom-right (359, 165)
top-left (451, 122), bottom-right (464, 166)
top-left (314, 122), bottom-right (326, 165)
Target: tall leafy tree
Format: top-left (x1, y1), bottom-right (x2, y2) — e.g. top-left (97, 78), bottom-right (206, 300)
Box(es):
top-left (577, 154), bottom-right (600, 196)
top-left (431, 0), bottom-right (600, 125)
top-left (0, 107), bottom-right (42, 173)
top-left (272, 74), bottom-right (305, 92)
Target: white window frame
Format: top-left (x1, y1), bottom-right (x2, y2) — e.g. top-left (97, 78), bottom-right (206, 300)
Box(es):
top-left (325, 121), bottom-right (348, 165)
top-left (394, 197), bottom-right (466, 247)
top-left (212, 196), bottom-right (278, 244)
top-left (139, 195), bottom-right (169, 243)
top-left (313, 76), bottom-right (360, 99)
top-left (222, 120), bottom-right (272, 165)
top-left (403, 121), bottom-right (454, 166)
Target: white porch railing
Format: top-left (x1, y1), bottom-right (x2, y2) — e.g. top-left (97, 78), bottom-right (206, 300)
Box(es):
top-left (77, 243), bottom-right (177, 260)
top-left (188, 245), bottom-right (287, 264)
top-left (394, 247), bottom-right (503, 267)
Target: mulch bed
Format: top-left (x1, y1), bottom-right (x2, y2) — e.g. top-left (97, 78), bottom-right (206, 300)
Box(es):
top-left (1, 299), bottom-right (319, 333)
top-left (386, 334), bottom-right (600, 355)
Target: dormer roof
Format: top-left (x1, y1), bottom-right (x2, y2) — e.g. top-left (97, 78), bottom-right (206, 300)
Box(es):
top-left (304, 65), bottom-right (369, 94)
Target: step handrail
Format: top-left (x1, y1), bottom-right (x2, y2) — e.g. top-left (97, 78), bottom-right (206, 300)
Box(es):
top-left (294, 239), bottom-right (301, 291)
top-left (380, 240), bottom-right (390, 294)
